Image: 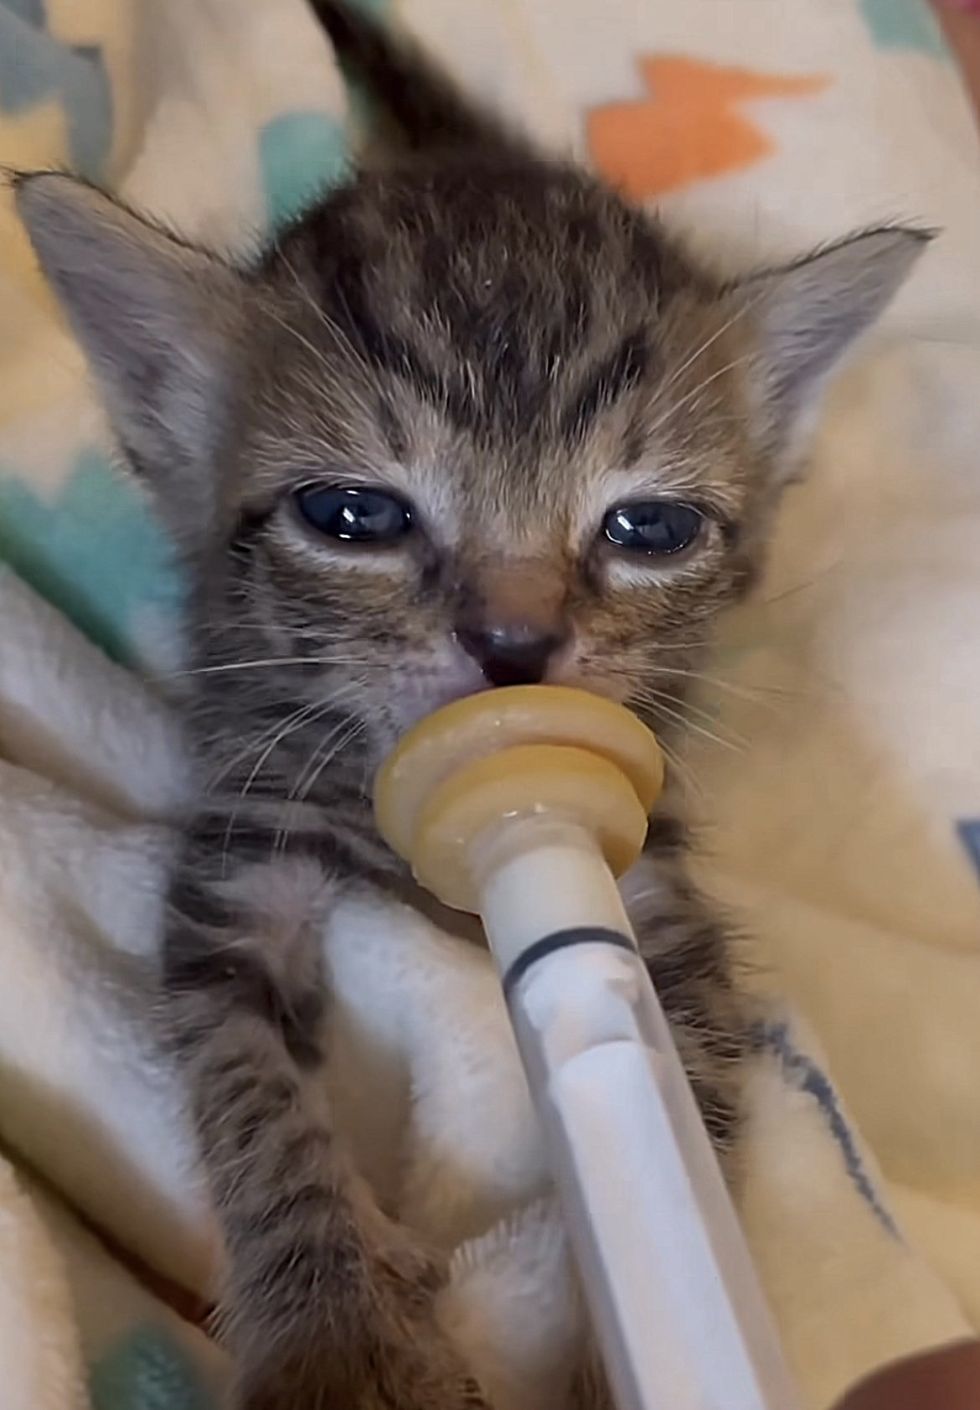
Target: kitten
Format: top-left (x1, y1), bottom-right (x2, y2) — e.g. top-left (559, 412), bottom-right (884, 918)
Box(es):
top-left (14, 2), bottom-right (926, 1406)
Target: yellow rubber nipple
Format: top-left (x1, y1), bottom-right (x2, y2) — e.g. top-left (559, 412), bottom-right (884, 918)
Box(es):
top-left (374, 685), bottom-right (664, 913)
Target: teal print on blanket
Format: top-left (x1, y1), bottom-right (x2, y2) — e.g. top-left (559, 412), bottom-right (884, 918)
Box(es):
top-left (0, 449), bottom-right (181, 665)
top-left (90, 1325), bottom-right (216, 1410)
top-left (259, 111), bottom-right (352, 232)
top-left (0, 2), bottom-right (113, 176)
top-left (858, 0), bottom-right (950, 58)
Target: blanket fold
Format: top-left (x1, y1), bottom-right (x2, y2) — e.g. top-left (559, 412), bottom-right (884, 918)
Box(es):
top-left (2, 1), bottom-right (979, 1408)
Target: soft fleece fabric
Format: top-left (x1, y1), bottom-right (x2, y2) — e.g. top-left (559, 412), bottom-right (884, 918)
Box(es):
top-left (1, 1), bottom-right (979, 1407)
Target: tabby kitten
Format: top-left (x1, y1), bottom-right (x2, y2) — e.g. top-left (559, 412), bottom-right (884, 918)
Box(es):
top-left (14, 2), bottom-right (925, 1406)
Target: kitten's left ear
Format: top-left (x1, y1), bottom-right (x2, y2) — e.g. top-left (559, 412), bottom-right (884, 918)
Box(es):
top-left (14, 172), bottom-right (245, 543)
top-left (736, 225), bottom-right (931, 473)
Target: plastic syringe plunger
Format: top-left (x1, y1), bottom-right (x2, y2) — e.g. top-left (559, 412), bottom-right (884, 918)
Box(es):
top-left (372, 684), bottom-right (799, 1410)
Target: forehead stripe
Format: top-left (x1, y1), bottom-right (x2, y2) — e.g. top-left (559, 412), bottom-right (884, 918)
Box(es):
top-left (560, 328), bottom-right (650, 443)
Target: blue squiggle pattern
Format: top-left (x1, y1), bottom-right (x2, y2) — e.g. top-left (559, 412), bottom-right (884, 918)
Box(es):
top-left (957, 819), bottom-right (980, 882)
top-left (756, 1021), bottom-right (900, 1238)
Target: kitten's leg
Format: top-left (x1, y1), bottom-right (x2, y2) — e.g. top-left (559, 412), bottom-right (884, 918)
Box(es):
top-left (568, 1347), bottom-right (615, 1410)
top-left (164, 849), bottom-right (489, 1410)
top-left (625, 815), bottom-right (749, 1156)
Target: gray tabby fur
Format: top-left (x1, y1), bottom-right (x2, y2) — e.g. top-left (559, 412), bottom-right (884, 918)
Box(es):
top-left (13, 2), bottom-right (927, 1406)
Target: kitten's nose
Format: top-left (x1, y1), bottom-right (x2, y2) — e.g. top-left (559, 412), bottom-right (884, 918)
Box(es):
top-left (456, 623), bottom-right (567, 688)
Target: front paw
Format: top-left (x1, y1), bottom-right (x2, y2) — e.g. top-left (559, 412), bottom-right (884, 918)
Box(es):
top-left (236, 1233), bottom-right (490, 1410)
top-left (356, 1320), bottom-right (490, 1410)
top-left (238, 1325), bottom-right (487, 1410)
top-left (371, 1223), bottom-right (448, 1308)
top-left (364, 1235), bottom-right (490, 1409)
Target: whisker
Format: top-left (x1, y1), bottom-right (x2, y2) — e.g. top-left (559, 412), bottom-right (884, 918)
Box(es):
top-left (217, 696), bottom-right (348, 874)
top-left (759, 564), bottom-right (841, 608)
top-left (645, 687), bottom-right (750, 746)
top-left (279, 250), bottom-right (373, 389)
top-left (205, 685), bottom-right (363, 796)
top-left (172, 655), bottom-right (382, 678)
top-left (630, 689), bottom-right (745, 756)
top-left (648, 666), bottom-right (800, 709)
top-left (646, 353), bottom-right (756, 440)
top-left (261, 303), bottom-right (340, 384)
top-left (291, 712), bottom-right (365, 807)
top-left (204, 705), bottom-right (317, 797)
top-left (652, 284), bottom-right (765, 408)
top-left (656, 735), bottom-right (706, 804)
top-left (631, 639), bottom-right (716, 655)
top-left (273, 715), bottom-right (367, 854)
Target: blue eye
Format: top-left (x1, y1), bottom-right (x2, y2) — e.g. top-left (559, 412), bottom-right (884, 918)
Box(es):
top-left (602, 501), bottom-right (704, 556)
top-left (295, 485), bottom-right (413, 544)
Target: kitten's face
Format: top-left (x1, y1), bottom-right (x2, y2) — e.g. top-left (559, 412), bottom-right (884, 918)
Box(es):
top-left (15, 160), bottom-right (924, 777)
top-left (214, 164), bottom-right (781, 760)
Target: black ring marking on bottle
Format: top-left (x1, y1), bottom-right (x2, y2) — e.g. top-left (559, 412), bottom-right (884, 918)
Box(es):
top-left (502, 926), bottom-right (636, 1000)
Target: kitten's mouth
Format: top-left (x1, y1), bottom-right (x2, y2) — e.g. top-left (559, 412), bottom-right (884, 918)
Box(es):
top-left (431, 678), bottom-right (491, 710)
top-left (381, 657), bottom-right (629, 759)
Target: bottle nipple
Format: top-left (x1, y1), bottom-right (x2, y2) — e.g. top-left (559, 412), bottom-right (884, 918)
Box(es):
top-left (374, 685), bottom-right (664, 913)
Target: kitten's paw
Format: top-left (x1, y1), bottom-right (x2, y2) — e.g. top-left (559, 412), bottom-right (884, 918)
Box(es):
top-left (236, 1329), bottom-right (488, 1410)
top-left (235, 1234), bottom-right (489, 1410)
top-left (372, 1225), bottom-right (448, 1305)
top-left (356, 1326), bottom-right (490, 1410)
top-left (363, 1244), bottom-right (491, 1409)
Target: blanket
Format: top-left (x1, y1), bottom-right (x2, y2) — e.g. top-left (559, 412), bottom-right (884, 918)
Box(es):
top-left (2, 0), bottom-right (980, 1407)
top-left (0, 564), bottom-right (971, 1410)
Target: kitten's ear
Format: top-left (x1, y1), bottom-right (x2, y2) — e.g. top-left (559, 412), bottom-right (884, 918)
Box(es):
top-left (14, 171), bottom-right (244, 543)
top-left (737, 226), bottom-right (931, 472)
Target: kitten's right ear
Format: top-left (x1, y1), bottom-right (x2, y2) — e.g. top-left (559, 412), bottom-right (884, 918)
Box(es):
top-left (14, 171), bottom-right (245, 545)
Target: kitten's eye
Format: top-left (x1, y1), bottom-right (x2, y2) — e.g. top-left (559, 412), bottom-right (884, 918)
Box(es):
top-left (602, 501), bottom-right (704, 556)
top-left (294, 485), bottom-right (413, 544)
